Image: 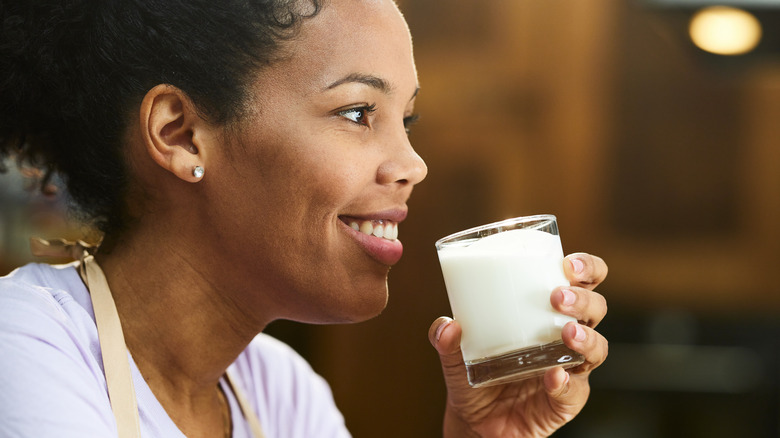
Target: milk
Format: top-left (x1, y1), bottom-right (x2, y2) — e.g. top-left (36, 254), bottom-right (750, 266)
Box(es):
top-left (437, 228), bottom-right (575, 362)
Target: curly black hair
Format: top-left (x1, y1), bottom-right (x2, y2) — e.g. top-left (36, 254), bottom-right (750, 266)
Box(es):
top-left (0, 0), bottom-right (321, 235)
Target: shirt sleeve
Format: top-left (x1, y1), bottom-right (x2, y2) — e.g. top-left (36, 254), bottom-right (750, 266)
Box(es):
top-left (0, 278), bottom-right (117, 438)
top-left (230, 334), bottom-right (352, 438)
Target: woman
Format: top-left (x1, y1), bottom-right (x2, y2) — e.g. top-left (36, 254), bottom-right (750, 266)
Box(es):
top-left (0, 0), bottom-right (609, 437)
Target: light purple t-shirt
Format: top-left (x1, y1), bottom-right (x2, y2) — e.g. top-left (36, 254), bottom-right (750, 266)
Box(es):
top-left (0, 263), bottom-right (351, 438)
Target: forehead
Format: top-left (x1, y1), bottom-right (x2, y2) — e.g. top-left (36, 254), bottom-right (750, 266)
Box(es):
top-left (258, 0), bottom-right (416, 95)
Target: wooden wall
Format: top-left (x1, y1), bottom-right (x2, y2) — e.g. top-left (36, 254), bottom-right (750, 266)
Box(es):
top-left (281, 1), bottom-right (780, 436)
top-left (3, 0), bottom-right (779, 436)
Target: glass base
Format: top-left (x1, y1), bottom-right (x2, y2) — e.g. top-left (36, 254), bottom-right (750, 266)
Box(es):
top-left (465, 340), bottom-right (585, 388)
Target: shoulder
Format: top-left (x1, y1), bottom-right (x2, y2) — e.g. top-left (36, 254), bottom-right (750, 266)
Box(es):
top-left (0, 262), bottom-right (94, 331)
top-left (230, 333), bottom-right (351, 438)
top-left (232, 333), bottom-right (328, 403)
top-left (1, 262), bottom-right (86, 303)
top-left (240, 333), bottom-right (315, 374)
top-left (0, 263), bottom-right (114, 437)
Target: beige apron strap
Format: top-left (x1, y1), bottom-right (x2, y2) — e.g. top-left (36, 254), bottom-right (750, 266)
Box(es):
top-left (31, 237), bottom-right (265, 438)
top-left (30, 238), bottom-right (140, 437)
top-left (80, 254), bottom-right (143, 438)
top-left (225, 371), bottom-right (266, 438)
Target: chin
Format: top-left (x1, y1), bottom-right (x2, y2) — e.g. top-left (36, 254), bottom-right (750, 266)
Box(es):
top-left (287, 261), bottom-right (392, 324)
top-left (348, 295), bottom-right (389, 323)
top-left (324, 276), bottom-right (390, 324)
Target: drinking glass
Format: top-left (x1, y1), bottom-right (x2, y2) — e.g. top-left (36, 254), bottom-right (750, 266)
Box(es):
top-left (435, 214), bottom-right (584, 387)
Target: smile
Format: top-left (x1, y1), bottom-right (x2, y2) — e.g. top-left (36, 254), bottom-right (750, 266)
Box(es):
top-left (343, 218), bottom-right (399, 241)
top-left (338, 212), bottom-right (406, 266)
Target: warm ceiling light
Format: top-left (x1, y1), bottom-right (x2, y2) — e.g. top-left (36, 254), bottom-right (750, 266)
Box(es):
top-left (689, 6), bottom-right (762, 55)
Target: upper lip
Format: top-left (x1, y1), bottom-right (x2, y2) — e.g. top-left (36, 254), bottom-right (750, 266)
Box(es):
top-left (338, 208), bottom-right (408, 223)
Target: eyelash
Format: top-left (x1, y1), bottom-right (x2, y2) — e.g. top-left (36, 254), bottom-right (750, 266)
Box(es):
top-left (336, 105), bottom-right (420, 134)
top-left (337, 104), bottom-right (376, 126)
top-left (403, 113), bottom-right (420, 134)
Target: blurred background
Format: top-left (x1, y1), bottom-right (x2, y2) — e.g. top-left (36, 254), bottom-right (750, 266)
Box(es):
top-left (2, 0), bottom-right (779, 436)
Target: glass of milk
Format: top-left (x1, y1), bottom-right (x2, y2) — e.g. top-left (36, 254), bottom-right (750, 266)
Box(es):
top-left (435, 214), bottom-right (584, 388)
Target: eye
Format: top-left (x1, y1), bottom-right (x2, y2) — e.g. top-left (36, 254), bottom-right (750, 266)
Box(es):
top-left (403, 113), bottom-right (420, 134)
top-left (337, 104), bottom-right (376, 127)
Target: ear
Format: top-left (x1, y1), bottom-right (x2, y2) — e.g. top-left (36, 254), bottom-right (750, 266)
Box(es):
top-left (139, 84), bottom-right (209, 183)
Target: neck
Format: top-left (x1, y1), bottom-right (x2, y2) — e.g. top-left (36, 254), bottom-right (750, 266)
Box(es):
top-left (94, 228), bottom-right (268, 436)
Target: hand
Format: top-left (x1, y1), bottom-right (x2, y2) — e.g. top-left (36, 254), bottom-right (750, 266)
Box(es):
top-left (429, 253), bottom-right (609, 438)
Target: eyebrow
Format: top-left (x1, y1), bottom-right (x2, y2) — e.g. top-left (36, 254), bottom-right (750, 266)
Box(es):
top-left (325, 73), bottom-right (421, 101)
top-left (326, 73), bottom-right (393, 94)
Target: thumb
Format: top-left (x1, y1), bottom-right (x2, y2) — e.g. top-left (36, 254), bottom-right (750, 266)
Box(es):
top-left (428, 317), bottom-right (467, 375)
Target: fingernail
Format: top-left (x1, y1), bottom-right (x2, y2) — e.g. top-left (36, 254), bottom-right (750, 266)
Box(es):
top-left (435, 318), bottom-right (452, 341)
top-left (574, 324), bottom-right (587, 342)
top-left (563, 372), bottom-right (570, 387)
top-left (570, 258), bottom-right (584, 274)
top-left (562, 289), bottom-right (576, 306)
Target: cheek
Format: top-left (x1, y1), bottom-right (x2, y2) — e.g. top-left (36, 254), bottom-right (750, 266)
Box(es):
top-left (276, 152), bottom-right (369, 213)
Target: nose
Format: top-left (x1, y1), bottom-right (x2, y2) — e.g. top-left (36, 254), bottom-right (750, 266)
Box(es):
top-left (376, 133), bottom-right (428, 187)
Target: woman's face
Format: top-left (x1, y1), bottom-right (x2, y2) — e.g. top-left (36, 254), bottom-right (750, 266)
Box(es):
top-left (204, 0), bottom-right (426, 324)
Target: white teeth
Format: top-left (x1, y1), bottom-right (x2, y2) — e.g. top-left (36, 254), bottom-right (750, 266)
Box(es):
top-left (348, 219), bottom-right (398, 241)
top-left (387, 223), bottom-right (398, 240)
top-left (359, 221), bottom-right (373, 235)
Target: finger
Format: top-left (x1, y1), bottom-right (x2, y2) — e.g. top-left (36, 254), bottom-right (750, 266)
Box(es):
top-left (563, 253), bottom-right (608, 290)
top-left (543, 366), bottom-right (570, 397)
top-left (429, 318), bottom-right (494, 423)
top-left (543, 367), bottom-right (589, 418)
top-left (551, 286), bottom-right (608, 328)
top-left (561, 322), bottom-right (609, 375)
top-left (428, 317), bottom-right (465, 373)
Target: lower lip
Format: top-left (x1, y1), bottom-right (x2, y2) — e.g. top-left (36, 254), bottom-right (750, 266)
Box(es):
top-left (339, 221), bottom-right (404, 266)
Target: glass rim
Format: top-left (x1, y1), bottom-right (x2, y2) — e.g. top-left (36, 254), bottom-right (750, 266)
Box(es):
top-left (435, 214), bottom-right (557, 248)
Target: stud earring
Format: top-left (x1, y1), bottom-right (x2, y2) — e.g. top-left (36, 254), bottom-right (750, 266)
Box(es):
top-left (192, 166), bottom-right (205, 179)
